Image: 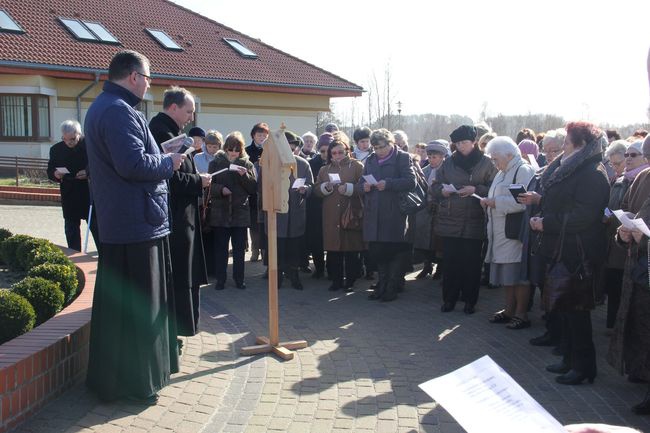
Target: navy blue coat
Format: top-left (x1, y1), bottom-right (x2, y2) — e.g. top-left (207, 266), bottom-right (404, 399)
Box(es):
top-left (84, 81), bottom-right (174, 244)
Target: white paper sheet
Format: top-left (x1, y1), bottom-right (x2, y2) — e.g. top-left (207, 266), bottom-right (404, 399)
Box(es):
top-left (604, 207), bottom-right (613, 218)
top-left (329, 173), bottom-right (341, 184)
top-left (55, 167), bottom-right (70, 174)
top-left (442, 183), bottom-right (459, 193)
top-left (183, 146), bottom-right (196, 155)
top-left (229, 164), bottom-right (246, 173)
top-left (292, 178), bottom-right (306, 189)
top-left (418, 355), bottom-right (566, 433)
top-left (471, 193), bottom-right (483, 200)
top-left (527, 154), bottom-right (540, 171)
top-left (363, 174), bottom-right (378, 185)
top-left (613, 209), bottom-right (639, 230)
top-left (209, 167), bottom-right (229, 177)
top-left (632, 218), bottom-right (650, 237)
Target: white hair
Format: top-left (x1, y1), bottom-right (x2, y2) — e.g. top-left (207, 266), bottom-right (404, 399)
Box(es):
top-left (541, 128), bottom-right (566, 149)
top-left (485, 136), bottom-right (520, 158)
top-left (60, 120), bottom-right (81, 135)
top-left (393, 130), bottom-right (408, 143)
top-left (301, 131), bottom-right (317, 141)
top-left (604, 139), bottom-right (629, 159)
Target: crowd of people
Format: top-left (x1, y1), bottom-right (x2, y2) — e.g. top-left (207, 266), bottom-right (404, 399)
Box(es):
top-left (47, 50), bottom-right (650, 418)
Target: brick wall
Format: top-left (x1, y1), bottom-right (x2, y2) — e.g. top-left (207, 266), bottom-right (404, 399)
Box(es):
top-left (0, 249), bottom-right (96, 433)
top-left (0, 186), bottom-right (60, 203)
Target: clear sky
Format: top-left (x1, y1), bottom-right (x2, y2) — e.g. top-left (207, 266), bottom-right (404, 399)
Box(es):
top-left (173, 0), bottom-right (650, 126)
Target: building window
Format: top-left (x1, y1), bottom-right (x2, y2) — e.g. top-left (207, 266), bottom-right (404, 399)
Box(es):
top-left (145, 29), bottom-right (183, 51)
top-left (223, 38), bottom-right (258, 58)
top-left (0, 9), bottom-right (24, 34)
top-left (58, 18), bottom-right (120, 44)
top-left (0, 94), bottom-right (50, 141)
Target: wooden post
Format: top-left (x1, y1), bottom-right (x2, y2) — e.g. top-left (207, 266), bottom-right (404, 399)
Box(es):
top-left (240, 126), bottom-right (307, 360)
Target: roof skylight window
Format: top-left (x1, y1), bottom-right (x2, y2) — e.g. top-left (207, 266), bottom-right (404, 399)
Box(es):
top-left (58, 18), bottom-right (120, 44)
top-left (146, 29), bottom-right (183, 51)
top-left (223, 38), bottom-right (258, 59)
top-left (0, 10), bottom-right (25, 34)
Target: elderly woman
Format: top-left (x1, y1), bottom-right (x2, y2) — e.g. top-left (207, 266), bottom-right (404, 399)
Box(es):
top-left (315, 138), bottom-right (365, 292)
top-left (393, 130), bottom-right (409, 152)
top-left (195, 129), bottom-right (223, 174)
top-left (604, 140), bottom-right (649, 328)
top-left (361, 129), bottom-right (416, 302)
top-left (609, 135), bottom-right (650, 414)
top-left (531, 121), bottom-right (609, 385)
top-left (414, 140), bottom-right (449, 279)
top-left (208, 132), bottom-right (257, 290)
top-left (301, 131), bottom-right (318, 159)
top-left (433, 125), bottom-right (497, 314)
top-left (605, 139), bottom-right (629, 182)
top-left (481, 137), bottom-right (535, 328)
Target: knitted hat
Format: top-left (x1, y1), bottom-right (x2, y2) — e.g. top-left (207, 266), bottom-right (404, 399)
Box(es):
top-left (518, 139), bottom-right (539, 159)
top-left (629, 140), bottom-right (644, 154)
top-left (317, 132), bottom-right (334, 148)
top-left (188, 127), bottom-right (206, 138)
top-left (324, 123), bottom-right (339, 133)
top-left (450, 125), bottom-right (477, 143)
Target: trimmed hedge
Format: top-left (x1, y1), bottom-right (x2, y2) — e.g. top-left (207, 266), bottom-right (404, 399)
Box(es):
top-left (0, 290), bottom-right (36, 344)
top-left (0, 228), bottom-right (11, 265)
top-left (29, 263), bottom-right (78, 303)
top-left (0, 234), bottom-right (32, 270)
top-left (12, 277), bottom-right (64, 325)
top-left (16, 238), bottom-right (57, 271)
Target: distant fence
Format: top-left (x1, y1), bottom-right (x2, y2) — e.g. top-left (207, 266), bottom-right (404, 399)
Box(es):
top-left (0, 157), bottom-right (50, 186)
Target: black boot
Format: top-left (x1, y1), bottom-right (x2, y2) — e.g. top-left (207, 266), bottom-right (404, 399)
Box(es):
top-left (546, 360), bottom-right (571, 374)
top-left (555, 369), bottom-right (596, 385)
top-left (416, 262), bottom-right (433, 279)
top-left (368, 269), bottom-right (388, 300)
top-left (632, 385), bottom-right (650, 415)
top-left (289, 270), bottom-right (303, 290)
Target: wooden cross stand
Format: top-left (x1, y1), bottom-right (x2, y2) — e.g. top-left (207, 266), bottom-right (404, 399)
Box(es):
top-left (240, 126), bottom-right (308, 360)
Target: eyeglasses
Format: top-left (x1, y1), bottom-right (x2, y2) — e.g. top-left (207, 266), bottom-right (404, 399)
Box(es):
top-left (134, 71), bottom-right (151, 82)
top-left (372, 143), bottom-right (389, 150)
top-left (624, 152), bottom-right (641, 158)
top-left (330, 150), bottom-right (345, 155)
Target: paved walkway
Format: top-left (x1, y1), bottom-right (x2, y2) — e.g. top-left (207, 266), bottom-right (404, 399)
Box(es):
top-left (3, 203), bottom-right (650, 433)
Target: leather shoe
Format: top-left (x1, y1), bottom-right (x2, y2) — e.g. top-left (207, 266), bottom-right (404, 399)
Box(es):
top-left (235, 281), bottom-right (246, 289)
top-left (529, 332), bottom-right (556, 346)
top-left (463, 304), bottom-right (475, 315)
top-left (555, 369), bottom-right (595, 385)
top-left (546, 361), bottom-right (570, 374)
top-left (441, 302), bottom-right (455, 312)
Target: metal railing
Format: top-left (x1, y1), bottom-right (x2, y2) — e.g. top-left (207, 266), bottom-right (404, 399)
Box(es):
top-left (0, 156), bottom-right (50, 186)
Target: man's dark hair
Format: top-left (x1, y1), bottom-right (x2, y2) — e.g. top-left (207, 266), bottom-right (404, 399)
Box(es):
top-left (353, 126), bottom-right (372, 144)
top-left (606, 129), bottom-right (621, 141)
top-left (108, 50), bottom-right (149, 81)
top-left (163, 86), bottom-right (193, 109)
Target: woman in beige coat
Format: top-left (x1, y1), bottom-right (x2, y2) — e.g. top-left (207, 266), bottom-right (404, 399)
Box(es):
top-left (481, 137), bottom-right (535, 329)
top-left (315, 138), bottom-right (365, 292)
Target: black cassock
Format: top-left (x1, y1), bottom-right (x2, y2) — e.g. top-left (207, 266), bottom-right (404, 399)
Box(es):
top-left (86, 237), bottom-right (179, 401)
top-left (46, 139), bottom-right (91, 220)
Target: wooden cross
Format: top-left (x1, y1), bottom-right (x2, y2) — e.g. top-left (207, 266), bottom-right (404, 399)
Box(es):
top-left (240, 125), bottom-right (308, 360)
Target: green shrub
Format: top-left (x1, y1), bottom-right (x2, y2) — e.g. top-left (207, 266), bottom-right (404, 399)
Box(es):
top-left (0, 228), bottom-right (12, 265)
top-left (16, 238), bottom-right (56, 271)
top-left (29, 248), bottom-right (73, 269)
top-left (0, 290), bottom-right (36, 344)
top-left (0, 234), bottom-right (33, 269)
top-left (29, 263), bottom-right (78, 303)
top-left (12, 277), bottom-right (64, 325)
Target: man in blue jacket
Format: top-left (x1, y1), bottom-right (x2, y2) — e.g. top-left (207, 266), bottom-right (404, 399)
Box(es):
top-left (84, 50), bottom-right (185, 405)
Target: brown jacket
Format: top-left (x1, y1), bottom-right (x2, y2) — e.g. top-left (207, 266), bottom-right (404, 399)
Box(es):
top-left (314, 157), bottom-right (365, 251)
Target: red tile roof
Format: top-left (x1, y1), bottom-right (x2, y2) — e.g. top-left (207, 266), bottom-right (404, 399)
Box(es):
top-left (0, 0), bottom-right (363, 97)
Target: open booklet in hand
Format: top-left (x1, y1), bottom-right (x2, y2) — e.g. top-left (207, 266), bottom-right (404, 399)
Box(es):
top-left (161, 134), bottom-right (194, 153)
top-left (613, 209), bottom-right (650, 237)
top-left (508, 184), bottom-right (527, 200)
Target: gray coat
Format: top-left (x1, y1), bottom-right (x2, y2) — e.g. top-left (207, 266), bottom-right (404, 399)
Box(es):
top-left (432, 151), bottom-right (497, 240)
top-left (413, 163), bottom-right (436, 251)
top-left (360, 148), bottom-right (416, 243)
top-left (260, 155), bottom-right (314, 238)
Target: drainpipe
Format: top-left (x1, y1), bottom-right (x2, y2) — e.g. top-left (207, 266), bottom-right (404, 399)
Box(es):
top-left (76, 73), bottom-right (100, 122)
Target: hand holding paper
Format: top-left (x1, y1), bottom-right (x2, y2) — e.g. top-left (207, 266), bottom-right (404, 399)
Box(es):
top-left (442, 183), bottom-right (459, 193)
top-left (292, 178), bottom-right (306, 189)
top-left (363, 174), bottom-right (378, 185)
top-left (328, 173), bottom-right (341, 184)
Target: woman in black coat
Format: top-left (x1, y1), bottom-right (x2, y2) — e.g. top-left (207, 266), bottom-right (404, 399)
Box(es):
top-left (208, 132), bottom-right (257, 290)
top-left (530, 121), bottom-right (610, 385)
top-left (360, 129), bottom-right (416, 302)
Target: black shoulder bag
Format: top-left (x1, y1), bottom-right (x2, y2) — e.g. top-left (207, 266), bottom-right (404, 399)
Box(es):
top-left (504, 164), bottom-right (525, 240)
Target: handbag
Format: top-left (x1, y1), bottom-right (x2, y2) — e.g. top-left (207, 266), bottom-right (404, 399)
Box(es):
top-left (399, 154), bottom-right (427, 215)
top-left (504, 165), bottom-right (524, 240)
top-left (341, 196), bottom-right (363, 231)
top-left (542, 215), bottom-right (595, 312)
